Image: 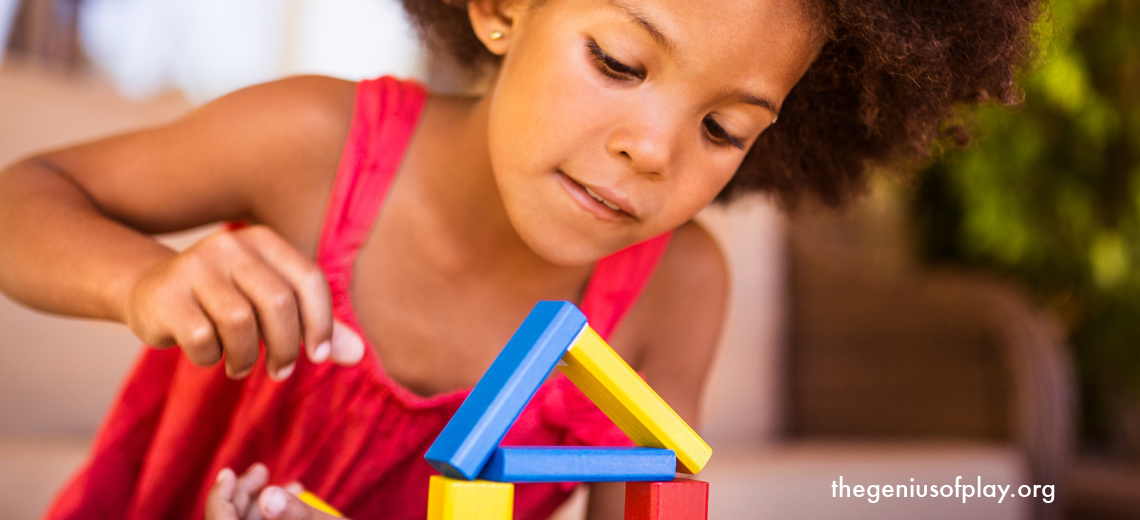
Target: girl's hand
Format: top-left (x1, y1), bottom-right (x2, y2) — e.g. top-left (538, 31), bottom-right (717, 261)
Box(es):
top-left (207, 464), bottom-right (347, 520)
top-left (124, 224), bottom-right (364, 380)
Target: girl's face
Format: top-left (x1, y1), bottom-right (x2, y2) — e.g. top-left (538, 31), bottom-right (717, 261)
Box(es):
top-left (485, 0), bottom-right (822, 266)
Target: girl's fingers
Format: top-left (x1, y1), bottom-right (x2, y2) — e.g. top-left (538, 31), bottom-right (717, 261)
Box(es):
top-left (330, 320), bottom-right (365, 366)
top-left (231, 260), bottom-right (302, 380)
top-left (205, 468), bottom-right (238, 520)
top-left (169, 298), bottom-right (223, 367)
top-left (234, 463), bottom-right (270, 520)
top-left (243, 227), bottom-right (334, 364)
top-left (193, 275), bottom-right (260, 379)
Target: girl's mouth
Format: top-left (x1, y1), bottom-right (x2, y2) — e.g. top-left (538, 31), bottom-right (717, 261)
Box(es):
top-left (556, 171), bottom-right (635, 222)
top-left (584, 186), bottom-right (622, 212)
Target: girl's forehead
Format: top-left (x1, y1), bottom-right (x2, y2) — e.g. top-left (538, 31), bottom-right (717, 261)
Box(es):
top-left (580, 0), bottom-right (821, 42)
top-left (575, 0), bottom-right (823, 105)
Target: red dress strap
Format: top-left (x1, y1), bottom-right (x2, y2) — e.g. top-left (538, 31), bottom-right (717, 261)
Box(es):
top-left (579, 232), bottom-right (673, 337)
top-left (317, 76), bottom-right (426, 316)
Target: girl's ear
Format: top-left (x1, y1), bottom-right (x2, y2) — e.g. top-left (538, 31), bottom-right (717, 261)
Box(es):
top-left (468, 0), bottom-right (526, 56)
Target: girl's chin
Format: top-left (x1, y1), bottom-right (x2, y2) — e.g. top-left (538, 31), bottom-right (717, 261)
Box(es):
top-left (513, 220), bottom-right (621, 268)
top-left (499, 178), bottom-right (639, 266)
top-left (523, 235), bottom-right (607, 268)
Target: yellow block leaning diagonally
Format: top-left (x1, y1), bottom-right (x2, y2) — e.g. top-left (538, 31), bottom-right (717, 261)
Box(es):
top-left (427, 475), bottom-right (513, 520)
top-left (558, 326), bottom-right (713, 474)
top-left (298, 491), bottom-right (344, 517)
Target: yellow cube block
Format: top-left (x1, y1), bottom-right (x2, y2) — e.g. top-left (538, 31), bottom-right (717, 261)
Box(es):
top-left (558, 326), bottom-right (712, 474)
top-left (427, 475), bottom-right (513, 520)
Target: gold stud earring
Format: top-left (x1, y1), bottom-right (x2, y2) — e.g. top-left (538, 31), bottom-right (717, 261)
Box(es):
top-left (490, 30), bottom-right (504, 40)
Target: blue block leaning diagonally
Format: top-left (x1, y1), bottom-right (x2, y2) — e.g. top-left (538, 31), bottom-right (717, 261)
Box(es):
top-left (477, 447), bottom-right (678, 483)
top-left (425, 301), bottom-right (588, 480)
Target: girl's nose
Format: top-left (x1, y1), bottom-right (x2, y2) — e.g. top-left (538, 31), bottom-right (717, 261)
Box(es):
top-left (605, 110), bottom-right (678, 178)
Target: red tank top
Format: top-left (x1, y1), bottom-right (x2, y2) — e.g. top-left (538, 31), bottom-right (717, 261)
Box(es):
top-left (43, 77), bottom-right (673, 520)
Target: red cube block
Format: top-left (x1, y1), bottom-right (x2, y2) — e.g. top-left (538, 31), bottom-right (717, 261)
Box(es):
top-left (625, 478), bottom-right (709, 520)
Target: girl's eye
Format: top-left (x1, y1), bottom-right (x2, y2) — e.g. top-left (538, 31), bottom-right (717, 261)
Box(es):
top-left (703, 116), bottom-right (745, 150)
top-left (584, 39), bottom-right (744, 151)
top-left (587, 40), bottom-right (646, 81)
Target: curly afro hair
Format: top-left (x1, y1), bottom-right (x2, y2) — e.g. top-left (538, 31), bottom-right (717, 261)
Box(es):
top-left (399, 0), bottom-right (1044, 207)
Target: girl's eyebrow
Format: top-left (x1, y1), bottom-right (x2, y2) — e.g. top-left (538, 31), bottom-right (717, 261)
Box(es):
top-left (607, 0), bottom-right (676, 55)
top-left (607, 0), bottom-right (781, 117)
top-left (732, 91), bottom-right (780, 116)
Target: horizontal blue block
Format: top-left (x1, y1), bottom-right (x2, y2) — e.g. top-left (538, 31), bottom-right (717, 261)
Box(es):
top-left (425, 301), bottom-right (587, 480)
top-left (478, 447), bottom-right (677, 483)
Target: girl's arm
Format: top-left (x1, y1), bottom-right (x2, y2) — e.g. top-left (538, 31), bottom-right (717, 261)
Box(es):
top-left (586, 221), bottom-right (729, 519)
top-left (0, 75), bottom-right (359, 375)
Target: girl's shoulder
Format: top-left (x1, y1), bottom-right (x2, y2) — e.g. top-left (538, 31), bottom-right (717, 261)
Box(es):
top-left (215, 75), bottom-right (359, 256)
top-left (638, 220), bottom-right (728, 358)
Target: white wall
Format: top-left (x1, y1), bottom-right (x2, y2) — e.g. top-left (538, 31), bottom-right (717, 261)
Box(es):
top-left (698, 199), bottom-right (788, 446)
top-left (0, 66), bottom-right (194, 436)
top-left (79, 0), bottom-right (427, 103)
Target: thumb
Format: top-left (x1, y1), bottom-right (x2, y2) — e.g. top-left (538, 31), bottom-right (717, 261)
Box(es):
top-left (329, 320), bottom-right (365, 366)
top-left (258, 486), bottom-right (344, 520)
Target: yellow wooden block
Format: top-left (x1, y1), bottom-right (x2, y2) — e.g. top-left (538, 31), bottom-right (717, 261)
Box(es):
top-left (427, 475), bottom-right (513, 520)
top-left (298, 491), bottom-right (343, 517)
top-left (558, 326), bottom-right (712, 474)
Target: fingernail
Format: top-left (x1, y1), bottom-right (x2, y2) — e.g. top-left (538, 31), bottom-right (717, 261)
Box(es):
top-left (312, 341), bottom-right (331, 363)
top-left (229, 367), bottom-right (252, 380)
top-left (216, 467), bottom-right (234, 484)
top-left (273, 363), bottom-right (295, 381)
top-left (284, 481), bottom-right (304, 495)
top-left (331, 321), bottom-right (365, 364)
top-left (261, 486), bottom-right (287, 516)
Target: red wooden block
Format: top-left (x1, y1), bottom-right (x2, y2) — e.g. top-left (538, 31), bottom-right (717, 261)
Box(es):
top-left (625, 478), bottom-right (709, 520)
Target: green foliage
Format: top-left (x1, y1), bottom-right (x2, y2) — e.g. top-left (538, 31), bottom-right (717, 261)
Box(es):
top-left (913, 0), bottom-right (1140, 450)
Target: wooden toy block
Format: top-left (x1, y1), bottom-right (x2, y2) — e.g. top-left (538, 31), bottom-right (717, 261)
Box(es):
top-left (425, 301), bottom-right (587, 480)
top-left (558, 326), bottom-right (712, 474)
top-left (478, 446), bottom-right (677, 483)
top-left (625, 479), bottom-right (709, 520)
top-left (427, 475), bottom-right (513, 520)
top-left (298, 491), bottom-right (343, 517)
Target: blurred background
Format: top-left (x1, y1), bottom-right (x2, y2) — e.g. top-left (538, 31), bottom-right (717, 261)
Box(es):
top-left (0, 0), bottom-right (1137, 518)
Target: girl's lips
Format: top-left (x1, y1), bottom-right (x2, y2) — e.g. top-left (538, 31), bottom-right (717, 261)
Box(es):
top-left (556, 171), bottom-right (635, 222)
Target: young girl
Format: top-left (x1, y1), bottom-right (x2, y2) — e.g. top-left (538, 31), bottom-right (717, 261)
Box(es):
top-left (0, 0), bottom-right (1042, 518)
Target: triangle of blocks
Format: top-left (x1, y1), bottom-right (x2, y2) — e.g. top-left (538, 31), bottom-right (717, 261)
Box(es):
top-left (424, 301), bottom-right (712, 519)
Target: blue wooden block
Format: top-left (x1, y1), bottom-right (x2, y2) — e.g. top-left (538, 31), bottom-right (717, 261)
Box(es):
top-left (425, 301), bottom-right (587, 480)
top-left (478, 447), bottom-right (677, 483)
